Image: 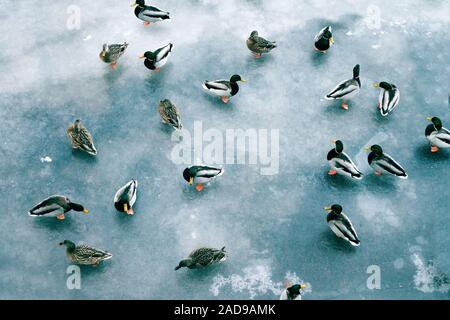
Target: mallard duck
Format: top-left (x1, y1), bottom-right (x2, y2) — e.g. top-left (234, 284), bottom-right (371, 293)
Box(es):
top-left (246, 30), bottom-right (277, 58)
top-left (314, 26), bottom-right (334, 52)
top-left (327, 140), bottom-right (363, 180)
top-left (425, 117), bottom-right (450, 153)
top-left (28, 195), bottom-right (88, 220)
top-left (183, 166), bottom-right (224, 191)
top-left (280, 282), bottom-right (307, 300)
top-left (324, 204), bottom-right (360, 247)
top-left (203, 75), bottom-right (246, 104)
top-left (60, 240), bottom-right (112, 266)
top-left (175, 247), bottom-right (227, 270)
top-left (67, 119), bottom-right (97, 156)
top-left (114, 180), bottom-right (138, 215)
top-left (99, 43), bottom-right (128, 69)
top-left (159, 99), bottom-right (182, 130)
top-left (365, 144), bottom-right (408, 178)
top-left (373, 82), bottom-right (400, 116)
top-left (325, 64), bottom-right (361, 110)
top-left (131, 0), bottom-right (170, 26)
top-left (139, 43), bottom-right (173, 72)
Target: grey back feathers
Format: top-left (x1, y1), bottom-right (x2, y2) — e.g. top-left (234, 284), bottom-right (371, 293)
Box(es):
top-left (67, 119), bottom-right (97, 155)
top-left (159, 99), bottom-right (182, 130)
top-left (175, 247), bottom-right (227, 270)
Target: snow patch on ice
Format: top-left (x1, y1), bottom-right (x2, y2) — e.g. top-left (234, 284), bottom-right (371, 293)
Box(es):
top-left (40, 156), bottom-right (52, 163)
top-left (411, 253), bottom-right (450, 293)
top-left (210, 265), bottom-right (311, 299)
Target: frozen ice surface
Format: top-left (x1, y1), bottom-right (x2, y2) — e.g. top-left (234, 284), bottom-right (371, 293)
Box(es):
top-left (0, 0), bottom-right (449, 299)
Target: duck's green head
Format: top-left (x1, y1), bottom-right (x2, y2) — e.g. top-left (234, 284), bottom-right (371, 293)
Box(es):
top-left (333, 140), bottom-right (344, 153)
top-left (324, 204), bottom-right (342, 214)
top-left (427, 116), bottom-right (442, 130)
top-left (175, 259), bottom-right (192, 270)
top-left (369, 144), bottom-right (383, 156)
top-left (183, 168), bottom-right (194, 185)
top-left (131, 0), bottom-right (145, 8)
top-left (140, 51), bottom-right (156, 61)
top-left (59, 240), bottom-right (76, 250)
top-left (230, 75), bottom-right (246, 83)
top-left (69, 202), bottom-right (89, 214)
top-left (373, 82), bottom-right (392, 90)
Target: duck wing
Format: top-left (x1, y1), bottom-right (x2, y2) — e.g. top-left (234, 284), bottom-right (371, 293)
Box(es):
top-left (154, 43), bottom-right (173, 62)
top-left (74, 245), bottom-right (112, 262)
top-left (29, 195), bottom-right (69, 216)
top-left (114, 180), bottom-right (138, 206)
top-left (334, 152), bottom-right (363, 178)
top-left (193, 166), bottom-right (223, 178)
top-left (376, 154), bottom-right (408, 178)
top-left (141, 5), bottom-right (170, 19)
top-left (334, 213), bottom-right (360, 246)
top-left (67, 122), bottom-right (97, 155)
top-left (159, 100), bottom-right (181, 129)
top-left (189, 248), bottom-right (218, 267)
top-left (203, 80), bottom-right (231, 92)
top-left (379, 87), bottom-right (400, 116)
top-left (436, 128), bottom-right (450, 144)
top-left (325, 79), bottom-right (359, 100)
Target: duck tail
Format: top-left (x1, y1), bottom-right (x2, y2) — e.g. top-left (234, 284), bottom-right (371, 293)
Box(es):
top-left (353, 64), bottom-right (360, 79)
top-left (221, 246), bottom-right (226, 252)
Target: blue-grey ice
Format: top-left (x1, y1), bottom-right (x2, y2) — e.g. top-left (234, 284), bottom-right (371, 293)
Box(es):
top-left (0, 0), bottom-right (449, 299)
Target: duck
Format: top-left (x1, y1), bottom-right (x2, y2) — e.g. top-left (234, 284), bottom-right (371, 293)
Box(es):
top-left (60, 240), bottom-right (112, 266)
top-left (373, 82), bottom-right (400, 116)
top-left (324, 204), bottom-right (360, 247)
top-left (159, 99), bottom-right (182, 130)
top-left (175, 247), bottom-right (227, 270)
top-left (365, 144), bottom-right (408, 178)
top-left (314, 26), bottom-right (334, 52)
top-left (327, 140), bottom-right (363, 180)
top-left (279, 282), bottom-right (308, 300)
top-left (131, 0), bottom-right (170, 26)
top-left (203, 75), bottom-right (246, 104)
top-left (28, 195), bottom-right (89, 220)
top-left (67, 119), bottom-right (97, 156)
top-left (183, 166), bottom-right (224, 191)
top-left (325, 64), bottom-right (361, 110)
top-left (425, 117), bottom-right (450, 153)
top-left (139, 43), bottom-right (173, 72)
top-left (99, 43), bottom-right (128, 69)
top-left (246, 30), bottom-right (277, 58)
top-left (114, 180), bottom-right (138, 215)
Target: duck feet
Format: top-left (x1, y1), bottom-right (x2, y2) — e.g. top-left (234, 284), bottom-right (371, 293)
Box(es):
top-left (328, 170), bottom-right (338, 175)
top-left (56, 214), bottom-right (65, 220)
top-left (377, 102), bottom-right (381, 109)
top-left (110, 62), bottom-right (117, 70)
top-left (126, 208), bottom-right (135, 215)
top-left (154, 68), bottom-right (161, 73)
top-left (375, 171), bottom-right (383, 176)
top-left (253, 53), bottom-right (262, 59)
top-left (195, 184), bottom-right (204, 192)
top-left (221, 96), bottom-right (229, 104)
top-left (341, 101), bottom-right (349, 110)
top-left (431, 146), bottom-right (440, 153)
top-left (143, 21), bottom-right (151, 27)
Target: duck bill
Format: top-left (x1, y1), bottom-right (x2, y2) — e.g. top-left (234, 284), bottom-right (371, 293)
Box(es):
top-left (363, 146), bottom-right (371, 152)
top-left (372, 83), bottom-right (380, 88)
top-left (130, 2), bottom-right (138, 7)
top-left (240, 79), bottom-right (247, 83)
top-left (426, 117), bottom-right (433, 121)
top-left (139, 54), bottom-right (145, 59)
top-left (189, 177), bottom-right (194, 185)
top-left (124, 203), bottom-right (128, 212)
top-left (329, 37), bottom-right (334, 45)
top-left (324, 206), bottom-right (332, 212)
top-left (83, 209), bottom-right (89, 214)
top-left (300, 284), bottom-right (307, 289)
top-left (331, 139), bottom-right (337, 144)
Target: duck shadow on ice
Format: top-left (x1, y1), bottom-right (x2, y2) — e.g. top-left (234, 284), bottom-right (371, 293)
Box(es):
top-left (414, 144), bottom-right (450, 161)
top-left (323, 172), bottom-right (361, 191)
top-left (176, 264), bottom-right (228, 282)
top-left (70, 149), bottom-right (98, 164)
top-left (102, 66), bottom-right (128, 83)
top-left (317, 230), bottom-right (358, 254)
top-left (32, 217), bottom-right (76, 231)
